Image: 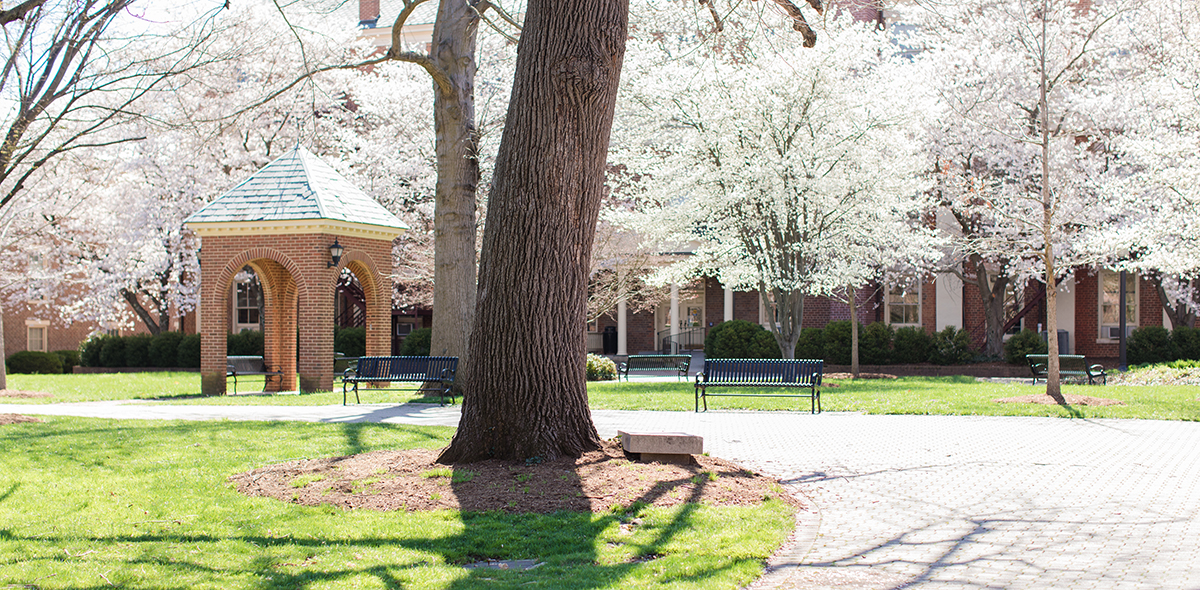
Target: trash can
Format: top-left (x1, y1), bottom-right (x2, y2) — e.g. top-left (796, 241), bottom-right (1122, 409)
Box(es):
top-left (602, 325), bottom-right (618, 355)
top-left (1040, 330), bottom-right (1070, 355)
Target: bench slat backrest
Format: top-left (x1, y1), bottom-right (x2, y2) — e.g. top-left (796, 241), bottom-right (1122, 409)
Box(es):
top-left (1026, 354), bottom-right (1088, 372)
top-left (355, 356), bottom-right (457, 381)
top-left (628, 355), bottom-right (690, 370)
top-left (228, 355), bottom-right (266, 373)
top-left (702, 358), bottom-right (823, 386)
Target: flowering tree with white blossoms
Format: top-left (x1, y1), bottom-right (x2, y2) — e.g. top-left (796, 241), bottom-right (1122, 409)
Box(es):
top-left (1096, 0), bottom-right (1200, 329)
top-left (917, 0), bottom-right (1138, 398)
top-left (613, 10), bottom-right (940, 361)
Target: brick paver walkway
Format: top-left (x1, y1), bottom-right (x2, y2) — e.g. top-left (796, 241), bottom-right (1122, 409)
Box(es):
top-left (5, 402), bottom-right (1199, 589)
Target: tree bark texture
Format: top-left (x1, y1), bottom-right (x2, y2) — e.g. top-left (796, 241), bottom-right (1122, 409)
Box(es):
top-left (440, 0), bottom-right (629, 462)
top-left (428, 0), bottom-right (481, 360)
top-left (967, 255), bottom-right (1010, 358)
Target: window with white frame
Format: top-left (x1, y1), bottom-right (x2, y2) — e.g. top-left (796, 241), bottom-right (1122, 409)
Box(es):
top-left (1099, 270), bottom-right (1137, 339)
top-left (233, 267), bottom-right (262, 333)
top-left (886, 283), bottom-right (921, 326)
top-left (25, 319), bottom-right (49, 352)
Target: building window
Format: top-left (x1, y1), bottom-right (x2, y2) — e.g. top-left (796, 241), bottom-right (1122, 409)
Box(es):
top-left (233, 267), bottom-right (262, 333)
top-left (886, 283), bottom-right (921, 326)
top-left (1099, 270), bottom-right (1137, 339)
top-left (26, 319), bottom-right (50, 352)
top-left (27, 327), bottom-right (46, 352)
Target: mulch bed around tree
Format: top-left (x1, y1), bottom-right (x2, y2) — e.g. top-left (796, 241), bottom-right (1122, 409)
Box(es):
top-left (231, 439), bottom-right (800, 514)
top-left (993, 394), bottom-right (1125, 406)
top-left (0, 414), bottom-right (42, 425)
top-left (0, 389), bottom-right (52, 399)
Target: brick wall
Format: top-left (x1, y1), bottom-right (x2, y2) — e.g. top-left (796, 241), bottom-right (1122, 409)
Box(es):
top-left (3, 302), bottom-right (100, 357)
top-left (705, 277), bottom-right (725, 326)
top-left (197, 232), bottom-right (393, 394)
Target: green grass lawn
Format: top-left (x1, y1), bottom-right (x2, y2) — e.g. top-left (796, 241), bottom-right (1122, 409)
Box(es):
top-left (7, 371), bottom-right (1200, 420)
top-left (0, 418), bottom-right (793, 589)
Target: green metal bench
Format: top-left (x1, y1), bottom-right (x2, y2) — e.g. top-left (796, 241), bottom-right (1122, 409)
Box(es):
top-left (618, 354), bottom-right (691, 380)
top-left (695, 358), bottom-right (823, 413)
top-left (343, 356), bottom-right (458, 405)
top-left (1026, 354), bottom-right (1107, 385)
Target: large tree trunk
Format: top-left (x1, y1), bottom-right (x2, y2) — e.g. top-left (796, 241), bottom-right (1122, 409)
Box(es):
top-left (439, 0), bottom-right (629, 463)
top-left (428, 0), bottom-right (480, 360)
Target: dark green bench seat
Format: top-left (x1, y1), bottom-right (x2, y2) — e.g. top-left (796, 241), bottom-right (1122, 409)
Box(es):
top-left (618, 354), bottom-right (691, 380)
top-left (1026, 354), bottom-right (1107, 385)
top-left (694, 358), bottom-right (823, 413)
top-left (343, 356), bottom-right (458, 405)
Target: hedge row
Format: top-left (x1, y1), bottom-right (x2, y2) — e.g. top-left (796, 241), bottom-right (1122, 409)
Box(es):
top-left (704, 320), bottom-right (977, 365)
top-left (5, 350), bottom-right (80, 375)
top-left (79, 332), bottom-right (202, 368)
top-left (1127, 325), bottom-right (1200, 365)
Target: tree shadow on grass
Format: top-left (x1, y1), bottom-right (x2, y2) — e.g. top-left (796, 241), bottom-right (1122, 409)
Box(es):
top-left (0, 474), bottom-right (747, 590)
top-left (0, 419), bottom-right (774, 589)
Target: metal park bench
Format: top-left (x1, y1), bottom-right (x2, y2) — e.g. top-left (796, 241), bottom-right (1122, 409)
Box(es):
top-left (1026, 354), bottom-right (1107, 385)
top-left (226, 355), bottom-right (284, 394)
top-left (342, 356), bottom-right (458, 405)
top-left (618, 354), bottom-right (692, 381)
top-left (694, 358), bottom-right (823, 413)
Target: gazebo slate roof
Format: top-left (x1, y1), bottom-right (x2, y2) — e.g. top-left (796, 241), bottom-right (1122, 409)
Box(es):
top-left (184, 145), bottom-right (407, 232)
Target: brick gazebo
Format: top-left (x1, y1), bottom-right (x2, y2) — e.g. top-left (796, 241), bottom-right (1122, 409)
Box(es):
top-left (184, 146), bottom-right (407, 394)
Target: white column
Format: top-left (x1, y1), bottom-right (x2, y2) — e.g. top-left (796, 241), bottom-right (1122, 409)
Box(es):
top-left (724, 285), bottom-right (734, 324)
top-left (617, 299), bottom-right (628, 356)
top-left (669, 284), bottom-right (680, 353)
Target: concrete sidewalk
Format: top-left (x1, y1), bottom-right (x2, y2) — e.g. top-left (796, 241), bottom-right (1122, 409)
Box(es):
top-left (4, 401), bottom-right (1199, 589)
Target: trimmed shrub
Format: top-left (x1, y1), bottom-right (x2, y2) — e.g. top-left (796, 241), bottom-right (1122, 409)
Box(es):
top-left (892, 326), bottom-right (932, 364)
top-left (53, 350), bottom-right (80, 373)
top-left (227, 330), bottom-right (264, 356)
top-left (704, 320), bottom-right (781, 359)
top-left (399, 328), bottom-right (432, 356)
top-left (6, 351), bottom-right (63, 374)
top-left (928, 326), bottom-right (975, 365)
top-left (859, 322), bottom-right (894, 365)
top-left (334, 327), bottom-right (366, 358)
top-left (99, 336), bottom-right (127, 368)
top-left (126, 335), bottom-right (153, 367)
top-left (124, 334), bottom-right (153, 368)
top-left (1128, 326), bottom-right (1176, 365)
top-left (822, 321), bottom-right (855, 365)
top-left (795, 328), bottom-right (825, 360)
top-left (149, 332), bottom-right (185, 367)
top-left (1004, 328), bottom-right (1048, 365)
top-left (586, 353), bottom-right (617, 381)
top-left (177, 334), bottom-right (201, 368)
top-left (80, 334), bottom-right (110, 367)
top-left (1171, 326), bottom-right (1200, 361)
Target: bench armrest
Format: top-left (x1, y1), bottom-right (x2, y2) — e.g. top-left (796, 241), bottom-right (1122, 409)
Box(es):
top-left (343, 368), bottom-right (357, 380)
top-left (1089, 364), bottom-right (1107, 375)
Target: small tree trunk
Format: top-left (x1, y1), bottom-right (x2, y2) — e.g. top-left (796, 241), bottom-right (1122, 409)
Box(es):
top-left (428, 0), bottom-right (481, 361)
top-left (0, 300), bottom-right (7, 390)
top-left (849, 286), bottom-right (860, 378)
top-left (1039, 3), bottom-right (1063, 403)
top-left (439, 0), bottom-right (629, 463)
